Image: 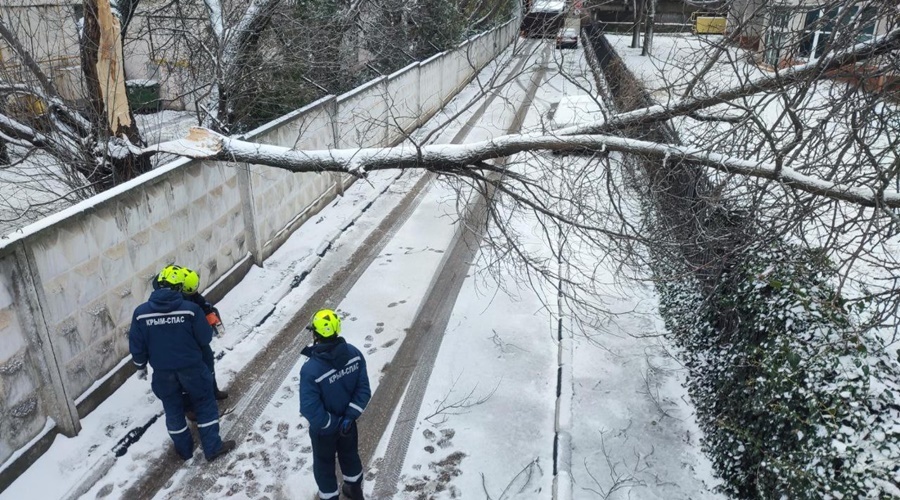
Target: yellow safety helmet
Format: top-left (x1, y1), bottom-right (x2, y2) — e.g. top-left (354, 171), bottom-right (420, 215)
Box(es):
top-left (310, 309), bottom-right (341, 337)
top-left (182, 268), bottom-right (201, 295)
top-left (157, 265), bottom-right (186, 290)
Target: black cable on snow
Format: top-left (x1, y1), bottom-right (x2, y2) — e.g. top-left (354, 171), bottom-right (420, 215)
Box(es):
top-left (111, 411), bottom-right (163, 457)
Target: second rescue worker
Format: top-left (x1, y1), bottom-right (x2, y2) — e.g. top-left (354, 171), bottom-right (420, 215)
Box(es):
top-left (129, 265), bottom-right (236, 462)
top-left (300, 309), bottom-right (371, 500)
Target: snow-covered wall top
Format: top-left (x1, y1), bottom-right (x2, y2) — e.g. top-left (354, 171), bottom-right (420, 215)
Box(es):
top-left (0, 19), bottom-right (519, 472)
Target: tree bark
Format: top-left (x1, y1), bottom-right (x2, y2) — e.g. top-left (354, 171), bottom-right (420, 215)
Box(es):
top-left (641, 0), bottom-right (654, 56)
top-left (630, 0), bottom-right (644, 48)
top-left (80, 0), bottom-right (150, 189)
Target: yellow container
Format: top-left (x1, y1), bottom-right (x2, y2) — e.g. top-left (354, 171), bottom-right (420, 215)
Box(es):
top-left (695, 16), bottom-right (727, 35)
top-left (6, 94), bottom-right (47, 117)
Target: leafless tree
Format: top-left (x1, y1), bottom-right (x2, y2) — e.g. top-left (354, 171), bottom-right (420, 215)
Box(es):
top-left (0, 0), bottom-right (513, 230)
top-left (160, 5), bottom-right (900, 331)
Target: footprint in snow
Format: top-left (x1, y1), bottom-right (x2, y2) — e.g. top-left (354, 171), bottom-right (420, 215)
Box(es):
top-left (381, 339), bottom-right (397, 348)
top-left (437, 429), bottom-right (455, 448)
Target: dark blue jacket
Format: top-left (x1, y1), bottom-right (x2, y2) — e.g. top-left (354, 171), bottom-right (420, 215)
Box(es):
top-left (151, 278), bottom-right (218, 317)
top-left (185, 291), bottom-right (219, 317)
top-left (129, 288), bottom-right (214, 371)
top-left (300, 338), bottom-right (371, 434)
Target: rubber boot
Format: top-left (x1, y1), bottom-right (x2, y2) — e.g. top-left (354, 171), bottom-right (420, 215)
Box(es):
top-left (214, 385), bottom-right (229, 400)
top-left (341, 480), bottom-right (364, 500)
top-left (206, 439), bottom-right (236, 462)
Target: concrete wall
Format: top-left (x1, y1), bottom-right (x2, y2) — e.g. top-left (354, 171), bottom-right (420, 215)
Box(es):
top-left (0, 18), bottom-right (519, 479)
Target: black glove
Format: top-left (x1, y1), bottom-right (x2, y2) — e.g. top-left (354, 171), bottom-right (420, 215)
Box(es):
top-left (339, 417), bottom-right (354, 436)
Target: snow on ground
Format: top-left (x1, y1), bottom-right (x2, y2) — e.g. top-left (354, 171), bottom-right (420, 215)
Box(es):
top-left (2, 38), bottom-right (722, 500)
top-left (393, 41), bottom-right (722, 500)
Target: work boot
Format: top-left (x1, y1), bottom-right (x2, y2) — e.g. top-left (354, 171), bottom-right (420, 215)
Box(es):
top-left (341, 480), bottom-right (364, 500)
top-left (206, 440), bottom-right (236, 462)
top-left (214, 387), bottom-right (229, 400)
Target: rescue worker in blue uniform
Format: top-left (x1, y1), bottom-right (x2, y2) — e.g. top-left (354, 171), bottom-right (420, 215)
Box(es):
top-left (130, 265), bottom-right (236, 462)
top-left (151, 266), bottom-right (228, 401)
top-left (300, 309), bottom-right (371, 500)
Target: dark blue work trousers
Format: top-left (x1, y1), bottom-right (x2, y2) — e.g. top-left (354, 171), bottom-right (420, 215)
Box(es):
top-left (201, 344), bottom-right (218, 387)
top-left (151, 365), bottom-right (223, 460)
top-left (309, 423), bottom-right (363, 499)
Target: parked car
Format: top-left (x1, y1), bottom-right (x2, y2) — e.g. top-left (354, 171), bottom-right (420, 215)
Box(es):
top-left (556, 28), bottom-right (578, 49)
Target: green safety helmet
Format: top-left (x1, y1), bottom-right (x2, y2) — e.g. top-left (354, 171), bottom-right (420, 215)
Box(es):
top-left (157, 265), bottom-right (186, 291)
top-left (310, 309), bottom-right (341, 338)
top-left (182, 268), bottom-right (201, 295)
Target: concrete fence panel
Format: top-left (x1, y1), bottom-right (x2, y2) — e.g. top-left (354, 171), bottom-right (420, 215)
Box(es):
top-left (441, 45), bottom-right (465, 100)
top-left (242, 96), bottom-right (339, 260)
top-left (335, 77), bottom-right (389, 149)
top-left (25, 160), bottom-right (246, 405)
top-left (419, 53), bottom-right (445, 119)
top-left (0, 250), bottom-right (68, 460)
top-left (470, 33), bottom-right (492, 72)
top-left (386, 63), bottom-right (422, 142)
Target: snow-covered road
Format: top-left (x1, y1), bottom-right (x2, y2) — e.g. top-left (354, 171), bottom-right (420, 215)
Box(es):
top-left (2, 36), bottom-right (721, 500)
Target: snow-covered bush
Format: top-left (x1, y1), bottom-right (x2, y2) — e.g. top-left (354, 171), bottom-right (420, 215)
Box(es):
top-left (656, 241), bottom-right (900, 499)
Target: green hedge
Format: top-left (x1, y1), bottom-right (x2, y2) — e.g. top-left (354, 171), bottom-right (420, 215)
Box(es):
top-left (656, 241), bottom-right (900, 498)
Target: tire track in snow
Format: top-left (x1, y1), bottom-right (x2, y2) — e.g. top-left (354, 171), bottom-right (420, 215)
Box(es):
top-left (370, 38), bottom-right (551, 499)
top-left (119, 39), bottom-right (540, 500)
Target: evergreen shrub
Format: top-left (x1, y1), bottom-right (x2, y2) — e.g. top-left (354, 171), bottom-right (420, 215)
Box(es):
top-left (656, 241), bottom-right (900, 499)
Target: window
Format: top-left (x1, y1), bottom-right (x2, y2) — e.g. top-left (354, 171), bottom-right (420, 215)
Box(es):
top-left (764, 8), bottom-right (792, 66)
top-left (799, 4), bottom-right (880, 60)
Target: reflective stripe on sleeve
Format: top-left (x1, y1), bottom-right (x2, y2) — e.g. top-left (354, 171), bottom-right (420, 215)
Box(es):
top-left (323, 414), bottom-right (331, 430)
top-left (349, 402), bottom-right (365, 414)
top-left (345, 356), bottom-right (360, 366)
top-left (315, 369), bottom-right (336, 383)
